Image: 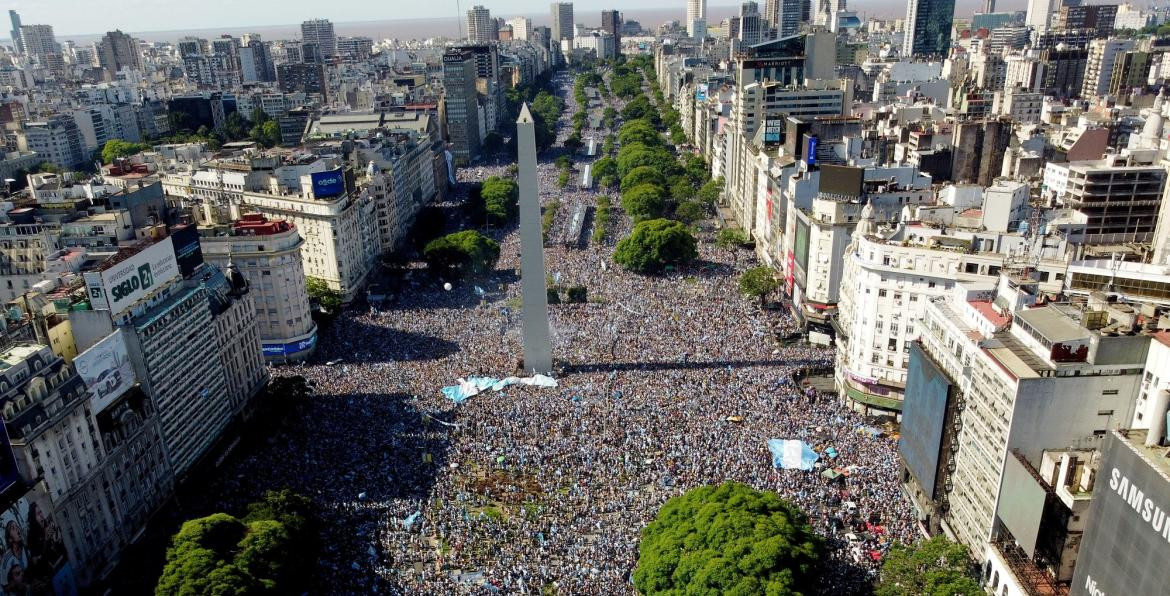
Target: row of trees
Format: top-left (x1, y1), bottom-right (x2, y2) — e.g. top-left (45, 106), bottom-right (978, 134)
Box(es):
top-left (633, 482), bottom-right (983, 595)
top-left (156, 490), bottom-right (318, 594)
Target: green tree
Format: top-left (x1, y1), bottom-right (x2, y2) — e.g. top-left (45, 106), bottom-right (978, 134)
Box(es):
top-left (423, 230), bottom-right (501, 278)
top-left (621, 183), bottom-right (669, 222)
top-left (157, 491), bottom-right (318, 596)
top-left (100, 139), bottom-right (152, 164)
top-left (483, 132), bottom-right (505, 156)
top-left (875, 536), bottom-right (982, 596)
top-left (618, 120), bottom-right (662, 148)
top-left (673, 200), bottom-right (706, 225)
top-left (306, 277), bottom-right (342, 316)
top-left (593, 156), bottom-right (618, 181)
top-left (481, 176), bottom-right (519, 225)
top-left (621, 166), bottom-right (667, 193)
top-left (621, 96), bottom-right (661, 127)
top-left (616, 143), bottom-right (679, 179)
top-left (684, 154), bottom-right (710, 186)
top-left (739, 266), bottom-right (780, 306)
top-left (670, 178), bottom-right (696, 202)
top-left (716, 228), bottom-right (749, 265)
top-left (698, 176), bottom-right (724, 206)
top-left (634, 482), bottom-right (823, 595)
top-left (614, 218), bottom-right (698, 273)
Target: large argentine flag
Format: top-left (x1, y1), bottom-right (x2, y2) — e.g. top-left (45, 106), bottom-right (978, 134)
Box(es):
top-left (767, 439), bottom-right (820, 471)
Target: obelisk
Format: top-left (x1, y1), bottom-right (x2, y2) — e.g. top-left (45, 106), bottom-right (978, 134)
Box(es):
top-left (516, 104), bottom-right (553, 373)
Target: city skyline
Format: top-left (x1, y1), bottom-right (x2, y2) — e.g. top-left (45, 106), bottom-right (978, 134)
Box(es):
top-left (8, 0), bottom-right (1032, 38)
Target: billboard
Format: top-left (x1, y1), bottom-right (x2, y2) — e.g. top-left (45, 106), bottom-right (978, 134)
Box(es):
top-left (311, 169), bottom-right (344, 198)
top-left (899, 343), bottom-right (952, 499)
top-left (763, 119), bottom-right (783, 144)
top-left (73, 329), bottom-right (136, 414)
top-left (695, 83), bottom-right (709, 102)
top-left (996, 452), bottom-right (1047, 558)
top-left (261, 334), bottom-right (318, 357)
top-left (1072, 431), bottom-right (1170, 596)
top-left (84, 240), bottom-right (179, 315)
top-left (819, 164), bottom-right (864, 197)
top-left (806, 136), bottom-right (818, 166)
top-left (0, 488), bottom-right (76, 595)
top-left (170, 224), bottom-right (204, 278)
top-left (793, 218), bottom-right (810, 274)
top-left (0, 426), bottom-right (20, 498)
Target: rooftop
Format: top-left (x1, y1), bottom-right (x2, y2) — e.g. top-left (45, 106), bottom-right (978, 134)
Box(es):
top-left (0, 344), bottom-right (42, 371)
top-left (1118, 429), bottom-right (1170, 482)
top-left (1015, 305), bottom-right (1090, 344)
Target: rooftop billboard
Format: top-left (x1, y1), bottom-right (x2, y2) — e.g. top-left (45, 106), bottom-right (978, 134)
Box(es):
top-left (311, 169), bottom-right (344, 198)
top-left (84, 240), bottom-right (179, 315)
top-left (73, 329), bottom-right (137, 414)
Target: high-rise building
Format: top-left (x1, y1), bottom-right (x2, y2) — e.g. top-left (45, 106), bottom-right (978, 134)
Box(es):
top-left (300, 18), bottom-right (336, 58)
top-left (467, 5), bottom-right (494, 43)
top-left (97, 30), bottom-right (142, 75)
top-left (1083, 38), bottom-right (1136, 98)
top-left (738, 2), bottom-right (765, 45)
top-left (551, 2), bottom-right (574, 42)
top-left (508, 17), bottom-right (532, 41)
top-left (443, 48), bottom-right (482, 165)
top-left (602, 10), bottom-right (622, 54)
top-left (1026, 0), bottom-right (1060, 32)
top-left (199, 216), bottom-right (318, 363)
top-left (19, 24), bottom-right (56, 58)
top-left (8, 10), bottom-right (22, 54)
top-left (23, 115), bottom-right (86, 169)
top-left (904, 0), bottom-right (955, 57)
top-left (687, 0), bottom-right (708, 37)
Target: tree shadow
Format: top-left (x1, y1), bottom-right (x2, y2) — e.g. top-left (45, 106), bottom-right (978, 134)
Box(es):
top-left (683, 259), bottom-right (737, 278)
top-left (313, 320), bottom-right (461, 363)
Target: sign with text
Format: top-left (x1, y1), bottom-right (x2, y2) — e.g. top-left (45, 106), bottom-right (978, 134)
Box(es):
top-left (311, 169), bottom-right (345, 198)
top-left (85, 240), bottom-right (179, 315)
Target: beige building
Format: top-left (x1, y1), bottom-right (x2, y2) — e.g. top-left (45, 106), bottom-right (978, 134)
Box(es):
top-left (199, 215), bottom-right (317, 362)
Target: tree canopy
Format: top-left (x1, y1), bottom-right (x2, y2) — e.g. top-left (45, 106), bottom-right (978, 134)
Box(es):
top-left (156, 490), bottom-right (317, 596)
top-left (618, 120), bottom-right (663, 148)
top-left (875, 536), bottom-right (982, 596)
top-left (423, 230), bottom-right (501, 278)
top-left (481, 176), bottom-right (519, 225)
top-left (621, 166), bottom-right (667, 193)
top-left (617, 143), bottom-right (679, 179)
top-left (739, 266), bottom-right (780, 305)
top-left (614, 218), bottom-right (698, 273)
top-left (621, 184), bottom-right (669, 222)
top-left (100, 139), bottom-right (152, 164)
top-left (634, 482), bottom-right (823, 595)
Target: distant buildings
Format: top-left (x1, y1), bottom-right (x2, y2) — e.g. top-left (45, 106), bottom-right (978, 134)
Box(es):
top-left (300, 18), bottom-right (336, 58)
top-left (904, 0), bottom-right (956, 57)
top-left (467, 5), bottom-right (495, 43)
top-left (551, 2), bottom-right (575, 43)
top-left (443, 47), bottom-right (482, 166)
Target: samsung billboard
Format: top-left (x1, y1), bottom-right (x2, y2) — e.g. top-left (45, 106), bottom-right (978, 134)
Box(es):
top-left (311, 169), bottom-right (345, 198)
top-left (262, 334), bottom-right (317, 357)
top-left (74, 329), bottom-right (137, 414)
top-left (1072, 431), bottom-right (1170, 596)
top-left (84, 240), bottom-right (179, 315)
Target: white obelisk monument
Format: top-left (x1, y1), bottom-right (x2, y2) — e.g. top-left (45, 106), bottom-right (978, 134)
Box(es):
top-left (516, 104), bottom-right (553, 373)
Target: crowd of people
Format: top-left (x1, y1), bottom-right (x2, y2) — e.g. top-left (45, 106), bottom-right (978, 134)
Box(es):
top-left (195, 70), bottom-right (918, 594)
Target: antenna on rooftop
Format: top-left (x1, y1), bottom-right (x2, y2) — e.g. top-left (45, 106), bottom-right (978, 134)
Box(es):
top-left (456, 0), bottom-right (464, 39)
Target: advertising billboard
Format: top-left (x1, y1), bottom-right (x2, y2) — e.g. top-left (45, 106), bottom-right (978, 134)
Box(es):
top-left (1071, 431), bottom-right (1170, 596)
top-left (310, 169), bottom-right (344, 198)
top-left (0, 426), bottom-right (20, 498)
top-left (0, 488), bottom-right (76, 595)
top-left (805, 136), bottom-right (818, 166)
top-left (695, 83), bottom-right (708, 102)
top-left (819, 164), bottom-right (864, 197)
top-left (261, 334), bottom-right (318, 357)
top-left (763, 119), bottom-right (783, 144)
top-left (170, 224), bottom-right (204, 278)
top-left (793, 218), bottom-right (811, 274)
top-left (899, 343), bottom-right (953, 500)
top-left (84, 240), bottom-right (179, 315)
top-left (73, 329), bottom-right (136, 414)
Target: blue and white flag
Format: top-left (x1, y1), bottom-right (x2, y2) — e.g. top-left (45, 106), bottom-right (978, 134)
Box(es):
top-left (767, 439), bottom-right (820, 471)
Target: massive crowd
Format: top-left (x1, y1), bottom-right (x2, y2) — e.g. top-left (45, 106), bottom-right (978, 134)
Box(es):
top-left (196, 71), bottom-right (917, 594)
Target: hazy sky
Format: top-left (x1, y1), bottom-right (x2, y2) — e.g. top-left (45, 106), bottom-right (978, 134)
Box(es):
top-left (10, 0), bottom-right (1032, 36)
